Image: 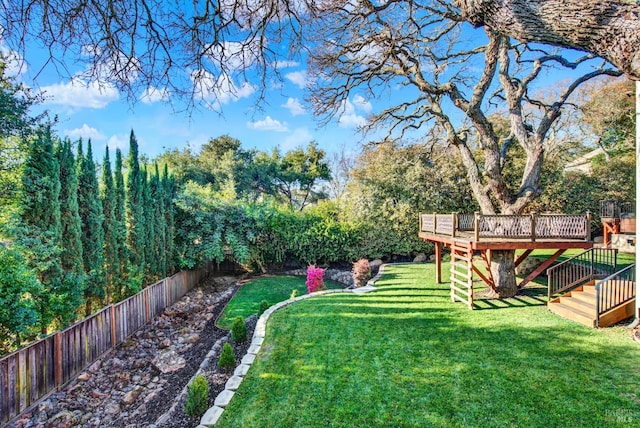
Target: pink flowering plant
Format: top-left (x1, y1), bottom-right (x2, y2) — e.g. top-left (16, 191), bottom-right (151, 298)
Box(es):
top-left (306, 265), bottom-right (326, 294)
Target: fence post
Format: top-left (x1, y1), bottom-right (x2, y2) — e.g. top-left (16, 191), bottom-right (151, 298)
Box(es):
top-left (531, 212), bottom-right (537, 242)
top-left (183, 270), bottom-right (188, 294)
top-left (144, 288), bottom-right (150, 322)
top-left (110, 305), bottom-right (116, 348)
top-left (54, 332), bottom-right (62, 389)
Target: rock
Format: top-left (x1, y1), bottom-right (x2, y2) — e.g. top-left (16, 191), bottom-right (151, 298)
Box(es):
top-left (132, 375), bottom-right (141, 382)
top-left (369, 259), bottom-right (383, 269)
top-left (413, 253), bottom-right (427, 263)
top-left (77, 373), bottom-right (91, 382)
top-left (152, 349), bottom-right (186, 373)
top-left (92, 390), bottom-right (109, 399)
top-left (104, 403), bottom-right (121, 415)
top-left (122, 388), bottom-right (142, 406)
top-left (88, 360), bottom-right (102, 372)
top-left (183, 333), bottom-right (200, 344)
top-left (48, 410), bottom-right (78, 428)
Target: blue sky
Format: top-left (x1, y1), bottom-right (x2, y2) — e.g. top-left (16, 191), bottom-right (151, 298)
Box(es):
top-left (4, 18), bottom-right (607, 163)
top-left (8, 49), bottom-right (375, 161)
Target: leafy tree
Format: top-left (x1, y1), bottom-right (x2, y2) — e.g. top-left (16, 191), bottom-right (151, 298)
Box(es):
top-left (141, 165), bottom-right (157, 279)
top-left (126, 131), bottom-right (145, 291)
top-left (268, 142), bottom-right (331, 210)
top-left (0, 245), bottom-right (41, 353)
top-left (101, 146), bottom-right (119, 303)
top-left (76, 140), bottom-right (105, 315)
top-left (113, 148), bottom-right (129, 299)
top-left (0, 61), bottom-right (46, 223)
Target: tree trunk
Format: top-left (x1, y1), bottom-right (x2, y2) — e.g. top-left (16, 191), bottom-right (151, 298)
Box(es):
top-left (489, 249), bottom-right (518, 298)
top-left (455, 0), bottom-right (640, 80)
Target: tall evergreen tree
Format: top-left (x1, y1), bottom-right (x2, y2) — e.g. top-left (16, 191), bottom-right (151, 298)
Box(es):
top-left (151, 164), bottom-right (166, 277)
top-left (56, 138), bottom-right (83, 275)
top-left (17, 127), bottom-right (76, 330)
top-left (125, 130), bottom-right (145, 291)
top-left (141, 165), bottom-right (156, 280)
top-left (162, 164), bottom-right (176, 274)
top-left (114, 148), bottom-right (129, 299)
top-left (101, 146), bottom-right (118, 304)
top-left (77, 140), bottom-right (105, 315)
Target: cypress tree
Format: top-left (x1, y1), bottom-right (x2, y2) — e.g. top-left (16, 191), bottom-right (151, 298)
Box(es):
top-left (114, 148), bottom-right (128, 299)
top-left (56, 138), bottom-right (83, 275)
top-left (152, 164), bottom-right (166, 277)
top-left (18, 127), bottom-right (68, 330)
top-left (141, 165), bottom-right (156, 280)
top-left (125, 130), bottom-right (145, 291)
top-left (162, 164), bottom-right (176, 274)
top-left (101, 146), bottom-right (118, 304)
top-left (77, 140), bottom-right (105, 315)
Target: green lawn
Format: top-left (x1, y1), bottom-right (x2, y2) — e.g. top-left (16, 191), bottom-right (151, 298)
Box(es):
top-left (216, 275), bottom-right (344, 329)
top-left (216, 263), bottom-right (640, 427)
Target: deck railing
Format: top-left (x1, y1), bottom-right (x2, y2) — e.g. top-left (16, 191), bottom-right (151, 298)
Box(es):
top-left (595, 264), bottom-right (636, 327)
top-left (546, 248), bottom-right (619, 299)
top-left (420, 212), bottom-right (592, 242)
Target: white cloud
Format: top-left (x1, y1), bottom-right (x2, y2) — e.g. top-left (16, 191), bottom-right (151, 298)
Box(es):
top-left (140, 86), bottom-right (169, 104)
top-left (338, 97), bottom-right (370, 128)
top-left (282, 127), bottom-right (313, 151)
top-left (64, 124), bottom-right (106, 141)
top-left (107, 134), bottom-right (129, 151)
top-left (41, 77), bottom-right (119, 109)
top-left (0, 48), bottom-right (27, 77)
top-left (274, 60), bottom-right (300, 69)
top-left (247, 116), bottom-right (289, 132)
top-left (191, 70), bottom-right (256, 109)
top-left (281, 97), bottom-right (306, 116)
top-left (285, 71), bottom-right (308, 89)
top-left (352, 94), bottom-right (372, 113)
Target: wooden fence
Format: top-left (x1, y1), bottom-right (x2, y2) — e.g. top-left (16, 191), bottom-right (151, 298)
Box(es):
top-left (0, 262), bottom-right (214, 425)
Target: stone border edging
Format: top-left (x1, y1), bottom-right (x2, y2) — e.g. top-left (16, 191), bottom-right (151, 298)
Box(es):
top-left (196, 265), bottom-right (387, 427)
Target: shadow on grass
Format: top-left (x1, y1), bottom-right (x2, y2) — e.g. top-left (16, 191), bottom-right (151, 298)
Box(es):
top-left (219, 270), bottom-right (640, 428)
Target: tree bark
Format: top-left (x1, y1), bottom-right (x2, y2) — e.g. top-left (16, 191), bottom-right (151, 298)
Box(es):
top-left (455, 0), bottom-right (640, 80)
top-left (489, 249), bottom-right (518, 298)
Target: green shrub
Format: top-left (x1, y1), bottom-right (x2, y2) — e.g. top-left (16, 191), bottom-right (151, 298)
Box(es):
top-left (231, 316), bottom-right (247, 342)
top-left (258, 300), bottom-right (269, 316)
top-left (184, 374), bottom-right (209, 417)
top-left (218, 342), bottom-right (236, 370)
top-left (289, 289), bottom-right (298, 299)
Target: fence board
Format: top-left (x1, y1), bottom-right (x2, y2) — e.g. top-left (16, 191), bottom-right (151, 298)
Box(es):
top-left (0, 263), bottom-right (213, 425)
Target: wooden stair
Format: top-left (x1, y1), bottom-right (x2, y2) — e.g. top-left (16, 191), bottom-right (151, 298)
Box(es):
top-left (548, 282), bottom-right (636, 328)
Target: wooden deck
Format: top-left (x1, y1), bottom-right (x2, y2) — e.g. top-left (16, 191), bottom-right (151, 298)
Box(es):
top-left (419, 212), bottom-right (594, 306)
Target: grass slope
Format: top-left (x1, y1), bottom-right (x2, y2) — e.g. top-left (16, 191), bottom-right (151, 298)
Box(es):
top-left (217, 275), bottom-right (344, 329)
top-left (216, 264), bottom-right (640, 427)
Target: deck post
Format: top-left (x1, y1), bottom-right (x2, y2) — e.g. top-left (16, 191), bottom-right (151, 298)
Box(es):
top-left (530, 212), bottom-right (537, 242)
top-left (474, 212), bottom-right (480, 242)
top-left (452, 212), bottom-right (457, 237)
top-left (433, 212), bottom-right (437, 234)
top-left (435, 241), bottom-right (442, 284)
top-left (586, 211), bottom-right (592, 241)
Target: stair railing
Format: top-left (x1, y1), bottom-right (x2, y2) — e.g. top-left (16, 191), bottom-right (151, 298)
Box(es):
top-left (595, 264), bottom-right (636, 327)
top-left (547, 248), bottom-right (618, 300)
